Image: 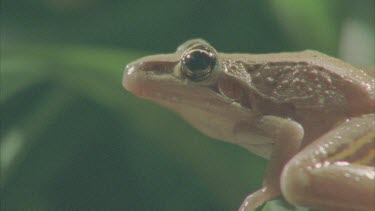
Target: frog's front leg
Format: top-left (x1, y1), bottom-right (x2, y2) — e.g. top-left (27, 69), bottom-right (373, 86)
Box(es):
top-left (281, 114), bottom-right (375, 211)
top-left (239, 116), bottom-right (304, 211)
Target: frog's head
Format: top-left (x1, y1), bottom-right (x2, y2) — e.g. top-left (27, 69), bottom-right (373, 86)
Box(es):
top-left (123, 39), bottom-right (263, 147)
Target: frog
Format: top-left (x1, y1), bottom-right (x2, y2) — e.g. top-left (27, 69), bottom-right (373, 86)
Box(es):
top-left (123, 39), bottom-right (375, 211)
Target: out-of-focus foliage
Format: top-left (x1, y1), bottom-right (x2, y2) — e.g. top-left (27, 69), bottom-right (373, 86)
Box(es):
top-left (1, 0), bottom-right (374, 211)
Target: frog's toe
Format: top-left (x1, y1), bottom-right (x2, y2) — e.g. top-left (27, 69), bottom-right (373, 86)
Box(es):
top-left (239, 187), bottom-right (280, 211)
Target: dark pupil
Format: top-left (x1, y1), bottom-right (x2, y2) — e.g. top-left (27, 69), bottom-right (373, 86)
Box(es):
top-left (185, 51), bottom-right (212, 72)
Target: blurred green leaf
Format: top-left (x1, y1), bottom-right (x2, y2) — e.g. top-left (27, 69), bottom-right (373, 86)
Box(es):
top-left (269, 0), bottom-right (341, 55)
top-left (261, 198), bottom-right (310, 211)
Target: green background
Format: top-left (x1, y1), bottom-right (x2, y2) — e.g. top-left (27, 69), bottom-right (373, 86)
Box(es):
top-left (1, 1), bottom-right (374, 210)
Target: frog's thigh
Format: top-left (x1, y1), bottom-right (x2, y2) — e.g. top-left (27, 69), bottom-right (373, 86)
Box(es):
top-left (281, 114), bottom-right (375, 211)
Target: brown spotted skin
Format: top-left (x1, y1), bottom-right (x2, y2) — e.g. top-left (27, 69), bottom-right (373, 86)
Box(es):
top-left (218, 54), bottom-right (374, 144)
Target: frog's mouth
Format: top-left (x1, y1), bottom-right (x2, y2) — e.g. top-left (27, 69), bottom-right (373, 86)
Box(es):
top-left (124, 62), bottom-right (231, 114)
top-left (124, 55), bottom-right (233, 109)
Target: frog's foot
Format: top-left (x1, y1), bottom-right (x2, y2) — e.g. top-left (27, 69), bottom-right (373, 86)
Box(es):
top-left (239, 186), bottom-right (280, 211)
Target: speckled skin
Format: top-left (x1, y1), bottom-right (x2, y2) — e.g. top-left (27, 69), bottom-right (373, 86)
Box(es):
top-left (123, 39), bottom-right (375, 211)
top-left (219, 51), bottom-right (374, 145)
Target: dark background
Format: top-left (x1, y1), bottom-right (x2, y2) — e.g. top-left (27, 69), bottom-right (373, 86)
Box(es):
top-left (1, 0), bottom-right (374, 210)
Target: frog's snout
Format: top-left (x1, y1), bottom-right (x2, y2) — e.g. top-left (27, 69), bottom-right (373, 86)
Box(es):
top-left (123, 54), bottom-right (179, 97)
top-left (123, 61), bottom-right (141, 95)
top-left (123, 59), bottom-right (161, 96)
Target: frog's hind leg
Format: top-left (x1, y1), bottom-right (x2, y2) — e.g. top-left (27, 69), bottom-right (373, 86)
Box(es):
top-left (281, 114), bottom-right (375, 211)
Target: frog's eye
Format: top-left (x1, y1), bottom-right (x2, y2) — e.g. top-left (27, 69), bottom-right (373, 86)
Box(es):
top-left (181, 47), bottom-right (216, 81)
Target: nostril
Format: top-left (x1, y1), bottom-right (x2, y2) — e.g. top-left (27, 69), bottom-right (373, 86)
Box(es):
top-left (125, 63), bottom-right (136, 75)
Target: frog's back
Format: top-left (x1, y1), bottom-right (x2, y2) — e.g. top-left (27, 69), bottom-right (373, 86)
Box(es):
top-left (221, 50), bottom-right (374, 142)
